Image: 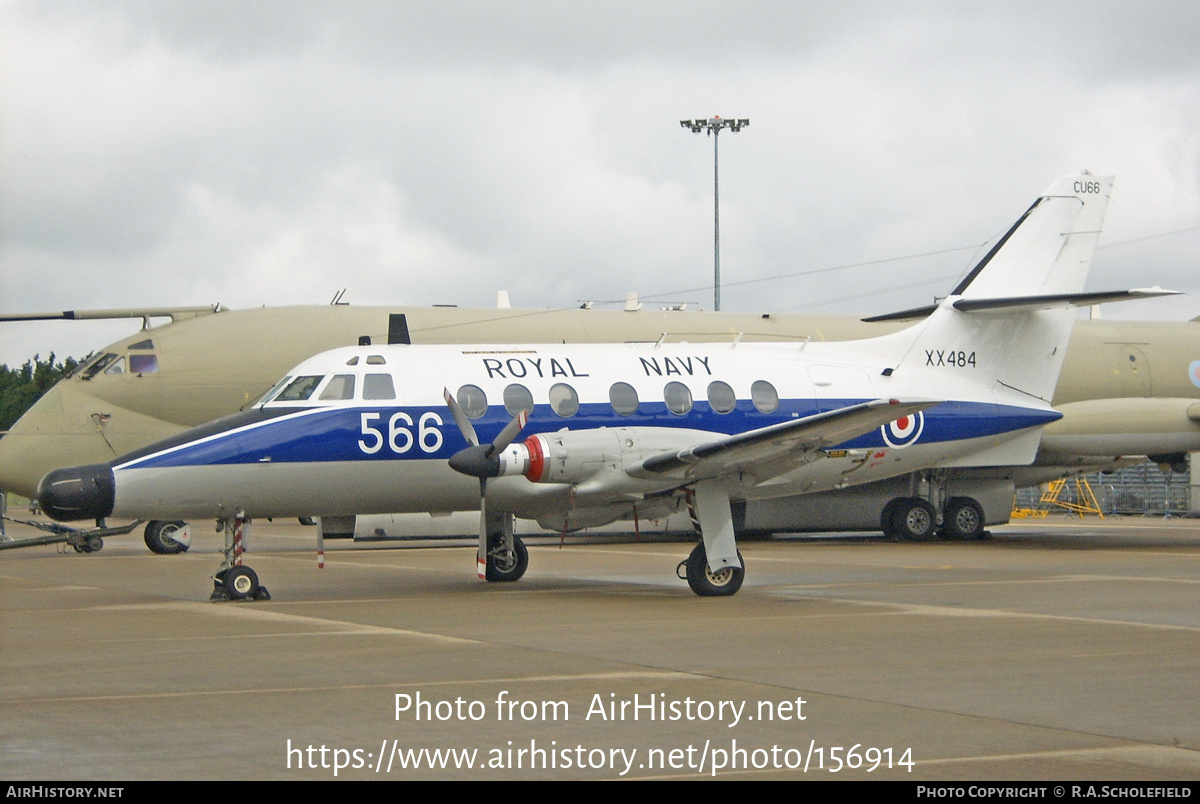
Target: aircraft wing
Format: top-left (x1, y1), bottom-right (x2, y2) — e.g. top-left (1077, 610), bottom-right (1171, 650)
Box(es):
top-left (638, 398), bottom-right (940, 482)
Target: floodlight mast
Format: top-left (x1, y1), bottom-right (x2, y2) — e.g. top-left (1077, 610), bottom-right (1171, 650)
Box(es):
top-left (680, 116), bottom-right (748, 311)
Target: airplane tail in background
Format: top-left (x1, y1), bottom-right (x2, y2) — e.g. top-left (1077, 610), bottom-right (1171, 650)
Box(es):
top-left (873, 174), bottom-right (1118, 404)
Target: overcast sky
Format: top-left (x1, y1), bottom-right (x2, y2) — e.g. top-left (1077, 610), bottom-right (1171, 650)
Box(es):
top-left (2, 1), bottom-right (1198, 367)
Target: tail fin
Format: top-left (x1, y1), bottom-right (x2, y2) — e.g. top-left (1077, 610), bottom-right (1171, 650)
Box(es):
top-left (881, 174), bottom-right (1115, 403)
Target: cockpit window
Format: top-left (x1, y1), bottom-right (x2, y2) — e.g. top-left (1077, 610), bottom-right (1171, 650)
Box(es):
top-left (275, 375), bottom-right (324, 402)
top-left (363, 373), bottom-right (396, 400)
top-left (129, 354), bottom-right (158, 374)
top-left (319, 374), bottom-right (356, 401)
top-left (345, 356), bottom-right (360, 366)
top-left (257, 375), bottom-right (293, 406)
top-left (79, 353), bottom-right (119, 380)
top-left (104, 357), bottom-right (126, 375)
top-left (128, 339), bottom-right (154, 350)
top-left (366, 355), bottom-right (387, 365)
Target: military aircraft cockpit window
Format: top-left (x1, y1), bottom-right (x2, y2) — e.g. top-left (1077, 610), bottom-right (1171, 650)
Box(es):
top-left (707, 381), bottom-right (736, 414)
top-left (363, 373), bottom-right (397, 400)
top-left (275, 375), bottom-right (324, 402)
top-left (128, 339), bottom-right (154, 350)
top-left (104, 357), bottom-right (126, 375)
top-left (503, 384), bottom-right (534, 416)
top-left (751, 380), bottom-right (779, 413)
top-left (549, 383), bottom-right (579, 417)
top-left (366, 355), bottom-right (387, 365)
top-left (78, 353), bottom-right (119, 380)
top-left (609, 382), bottom-right (639, 416)
top-left (258, 375), bottom-right (293, 406)
top-left (129, 354), bottom-right (158, 374)
top-left (457, 384), bottom-right (488, 419)
top-left (346, 356), bottom-right (360, 366)
top-left (664, 382), bottom-right (693, 415)
top-left (318, 374), bottom-right (356, 401)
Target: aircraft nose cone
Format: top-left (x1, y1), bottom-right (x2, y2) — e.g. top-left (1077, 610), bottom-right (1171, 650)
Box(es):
top-left (36, 464), bottom-right (116, 522)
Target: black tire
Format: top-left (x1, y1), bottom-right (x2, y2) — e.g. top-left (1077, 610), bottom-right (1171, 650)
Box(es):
top-left (685, 543), bottom-right (745, 597)
top-left (941, 497), bottom-right (985, 540)
top-left (298, 516), bottom-right (316, 526)
top-left (891, 498), bottom-right (937, 541)
top-left (485, 535), bottom-right (528, 583)
top-left (880, 498), bottom-right (903, 540)
top-left (222, 566), bottom-right (260, 600)
top-left (144, 520), bottom-right (188, 554)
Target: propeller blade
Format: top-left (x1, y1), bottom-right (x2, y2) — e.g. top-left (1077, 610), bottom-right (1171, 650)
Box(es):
top-left (492, 408), bottom-right (529, 454)
top-left (443, 387), bottom-right (479, 447)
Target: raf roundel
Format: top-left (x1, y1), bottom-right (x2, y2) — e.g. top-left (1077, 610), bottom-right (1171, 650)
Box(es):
top-left (1190, 360), bottom-right (1200, 389)
top-left (881, 411), bottom-right (924, 448)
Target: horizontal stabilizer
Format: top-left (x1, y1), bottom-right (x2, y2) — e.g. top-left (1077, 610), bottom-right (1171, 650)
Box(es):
top-left (639, 398), bottom-right (939, 480)
top-left (865, 287), bottom-right (1179, 322)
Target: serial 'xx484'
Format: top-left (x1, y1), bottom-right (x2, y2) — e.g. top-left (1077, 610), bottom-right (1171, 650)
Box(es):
top-left (39, 173), bottom-right (1173, 597)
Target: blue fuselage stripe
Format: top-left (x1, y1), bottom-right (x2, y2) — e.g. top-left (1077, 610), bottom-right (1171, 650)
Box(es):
top-left (116, 400), bottom-right (1060, 470)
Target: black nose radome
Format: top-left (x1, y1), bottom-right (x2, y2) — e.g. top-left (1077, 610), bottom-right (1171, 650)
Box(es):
top-left (37, 464), bottom-right (115, 522)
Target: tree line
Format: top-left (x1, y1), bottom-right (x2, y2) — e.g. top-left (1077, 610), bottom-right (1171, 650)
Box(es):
top-left (0, 354), bottom-right (81, 432)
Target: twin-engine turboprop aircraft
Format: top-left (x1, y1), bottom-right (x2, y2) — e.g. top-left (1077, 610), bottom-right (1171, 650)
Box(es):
top-left (38, 174), bottom-right (1171, 597)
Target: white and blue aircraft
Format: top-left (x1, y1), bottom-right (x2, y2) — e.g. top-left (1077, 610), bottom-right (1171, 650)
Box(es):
top-left (39, 173), bottom-right (1166, 597)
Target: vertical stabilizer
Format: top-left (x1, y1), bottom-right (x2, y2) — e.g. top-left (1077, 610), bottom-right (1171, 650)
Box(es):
top-left (882, 174), bottom-right (1114, 404)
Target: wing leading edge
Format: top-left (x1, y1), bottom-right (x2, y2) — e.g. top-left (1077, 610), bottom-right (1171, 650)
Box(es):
top-left (637, 398), bottom-right (940, 482)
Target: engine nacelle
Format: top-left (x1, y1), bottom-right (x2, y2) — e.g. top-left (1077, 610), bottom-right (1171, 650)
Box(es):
top-left (495, 428), bottom-right (701, 486)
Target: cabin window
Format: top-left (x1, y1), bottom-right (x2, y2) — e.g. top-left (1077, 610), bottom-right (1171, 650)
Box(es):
top-left (129, 354), bottom-right (158, 374)
top-left (104, 357), bottom-right (126, 375)
top-left (664, 381), bottom-right (693, 415)
top-left (362, 373), bottom-right (396, 400)
top-left (366, 354), bottom-right (387, 365)
top-left (609, 382), bottom-right (639, 416)
top-left (457, 384), bottom-right (488, 419)
top-left (503, 384), bottom-right (534, 416)
top-left (707, 381), bottom-right (736, 414)
top-left (276, 375), bottom-right (323, 401)
top-left (319, 374), bottom-right (356, 401)
top-left (549, 383), bottom-right (579, 417)
top-left (751, 380), bottom-right (779, 413)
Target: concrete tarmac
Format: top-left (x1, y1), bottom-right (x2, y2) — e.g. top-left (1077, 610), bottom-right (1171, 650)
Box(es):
top-left (2, 516), bottom-right (1199, 780)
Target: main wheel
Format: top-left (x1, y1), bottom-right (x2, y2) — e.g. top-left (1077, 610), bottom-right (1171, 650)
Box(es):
top-left (684, 543), bottom-right (745, 597)
top-left (144, 520), bottom-right (188, 554)
top-left (891, 498), bottom-right (937, 541)
top-left (222, 566), bottom-right (260, 600)
top-left (485, 535), bottom-right (528, 583)
top-left (941, 497), bottom-right (985, 540)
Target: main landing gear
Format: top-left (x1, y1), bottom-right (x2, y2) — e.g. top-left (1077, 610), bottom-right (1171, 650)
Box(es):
top-left (210, 515), bottom-right (270, 601)
top-left (681, 481), bottom-right (746, 597)
top-left (881, 495), bottom-right (986, 541)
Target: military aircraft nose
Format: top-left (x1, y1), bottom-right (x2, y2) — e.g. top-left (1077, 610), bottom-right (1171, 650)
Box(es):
top-left (36, 464), bottom-right (116, 522)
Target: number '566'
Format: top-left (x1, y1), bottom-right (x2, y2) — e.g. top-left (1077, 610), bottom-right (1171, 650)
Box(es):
top-left (358, 412), bottom-right (444, 454)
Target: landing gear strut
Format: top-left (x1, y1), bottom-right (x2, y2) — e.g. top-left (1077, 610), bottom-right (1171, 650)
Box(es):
top-left (210, 514), bottom-right (270, 601)
top-left (481, 511), bottom-right (527, 583)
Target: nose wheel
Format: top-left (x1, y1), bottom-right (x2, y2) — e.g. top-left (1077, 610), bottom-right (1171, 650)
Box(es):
top-left (209, 515), bottom-right (270, 601)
